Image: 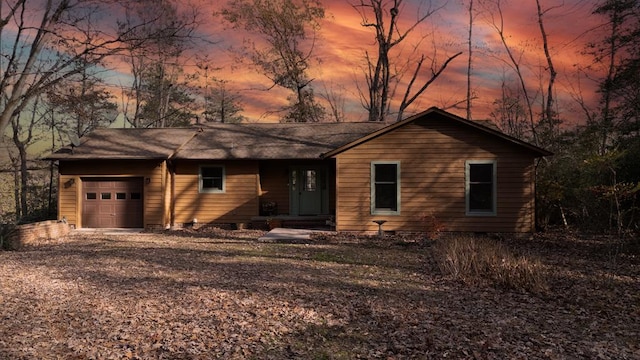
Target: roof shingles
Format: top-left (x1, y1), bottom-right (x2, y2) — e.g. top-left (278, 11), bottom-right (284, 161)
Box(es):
top-left (47, 108), bottom-right (551, 161)
top-left (173, 123), bottom-right (386, 159)
top-left (47, 123), bottom-right (387, 160)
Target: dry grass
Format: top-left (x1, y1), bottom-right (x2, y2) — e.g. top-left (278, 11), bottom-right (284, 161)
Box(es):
top-left (434, 235), bottom-right (548, 293)
top-left (0, 229), bottom-right (638, 359)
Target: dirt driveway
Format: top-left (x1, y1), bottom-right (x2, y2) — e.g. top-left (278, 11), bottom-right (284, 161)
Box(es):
top-left (1, 229), bottom-right (638, 359)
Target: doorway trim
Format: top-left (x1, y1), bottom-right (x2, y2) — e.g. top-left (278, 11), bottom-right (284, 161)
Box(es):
top-left (289, 166), bottom-right (329, 216)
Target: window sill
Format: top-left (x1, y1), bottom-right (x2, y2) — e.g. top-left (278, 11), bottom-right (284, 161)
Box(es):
top-left (465, 211), bottom-right (496, 217)
top-left (199, 189), bottom-right (225, 194)
top-left (371, 210), bottom-right (400, 216)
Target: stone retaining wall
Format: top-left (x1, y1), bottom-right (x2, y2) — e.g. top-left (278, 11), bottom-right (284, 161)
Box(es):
top-left (4, 220), bottom-right (70, 250)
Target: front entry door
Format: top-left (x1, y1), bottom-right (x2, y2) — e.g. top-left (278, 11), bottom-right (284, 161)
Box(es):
top-left (290, 167), bottom-right (328, 215)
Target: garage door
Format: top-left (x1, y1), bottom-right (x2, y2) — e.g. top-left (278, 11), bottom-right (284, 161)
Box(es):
top-left (82, 178), bottom-right (143, 228)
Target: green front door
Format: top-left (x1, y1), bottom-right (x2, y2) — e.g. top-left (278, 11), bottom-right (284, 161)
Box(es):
top-left (290, 166), bottom-right (328, 215)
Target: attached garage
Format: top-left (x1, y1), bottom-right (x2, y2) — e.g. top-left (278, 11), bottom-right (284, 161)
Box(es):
top-left (82, 178), bottom-right (144, 228)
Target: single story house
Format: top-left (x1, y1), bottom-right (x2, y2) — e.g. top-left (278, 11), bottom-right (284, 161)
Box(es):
top-left (47, 107), bottom-right (551, 233)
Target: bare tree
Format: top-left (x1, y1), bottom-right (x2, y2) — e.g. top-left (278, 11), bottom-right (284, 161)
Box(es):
top-left (490, 77), bottom-right (529, 140)
top-left (9, 95), bottom-right (44, 221)
top-left (46, 66), bottom-right (117, 138)
top-left (219, 0), bottom-right (326, 122)
top-left (120, 0), bottom-right (200, 128)
top-left (588, 0), bottom-right (640, 154)
top-left (396, 48), bottom-right (462, 122)
top-left (352, 0), bottom-right (461, 122)
top-left (484, 0), bottom-right (538, 145)
top-left (204, 79), bottom-right (246, 124)
top-left (319, 82), bottom-right (347, 122)
top-left (0, 0), bottom-right (200, 137)
top-left (535, 0), bottom-right (561, 142)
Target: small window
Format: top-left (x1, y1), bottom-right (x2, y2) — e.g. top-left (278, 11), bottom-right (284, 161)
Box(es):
top-left (304, 170), bottom-right (317, 192)
top-left (200, 166), bottom-right (225, 193)
top-left (291, 170), bottom-right (297, 191)
top-left (86, 193), bottom-right (97, 200)
top-left (116, 192), bottom-right (127, 200)
top-left (130, 192), bottom-right (141, 200)
top-left (371, 161), bottom-right (400, 215)
top-left (101, 192), bottom-right (111, 200)
top-left (466, 160), bottom-right (497, 216)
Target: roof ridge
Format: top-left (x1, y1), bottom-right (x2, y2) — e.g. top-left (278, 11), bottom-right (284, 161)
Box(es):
top-left (168, 129), bottom-right (201, 160)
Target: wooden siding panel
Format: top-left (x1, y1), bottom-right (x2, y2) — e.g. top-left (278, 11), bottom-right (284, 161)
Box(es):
top-left (259, 162), bottom-right (289, 215)
top-left (58, 175), bottom-right (79, 226)
top-left (172, 161), bottom-right (259, 224)
top-left (335, 119), bottom-right (537, 233)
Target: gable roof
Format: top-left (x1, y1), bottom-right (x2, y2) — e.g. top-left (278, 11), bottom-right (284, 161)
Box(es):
top-left (47, 122), bottom-right (387, 161)
top-left (321, 107), bottom-right (553, 158)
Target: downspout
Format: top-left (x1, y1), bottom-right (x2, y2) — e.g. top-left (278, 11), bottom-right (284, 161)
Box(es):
top-left (161, 160), bottom-right (168, 229)
top-left (169, 160), bottom-right (176, 229)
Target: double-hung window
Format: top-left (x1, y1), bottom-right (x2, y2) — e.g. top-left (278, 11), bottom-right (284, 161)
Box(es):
top-left (465, 160), bottom-right (497, 216)
top-left (200, 165), bottom-right (225, 193)
top-left (371, 161), bottom-right (400, 215)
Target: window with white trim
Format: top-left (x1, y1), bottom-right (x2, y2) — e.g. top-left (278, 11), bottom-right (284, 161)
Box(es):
top-left (371, 161), bottom-right (400, 215)
top-left (199, 165), bottom-right (225, 193)
top-left (465, 160), bottom-right (497, 216)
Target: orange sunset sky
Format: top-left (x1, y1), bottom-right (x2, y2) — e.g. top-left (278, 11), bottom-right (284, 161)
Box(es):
top-left (106, 0), bottom-right (606, 125)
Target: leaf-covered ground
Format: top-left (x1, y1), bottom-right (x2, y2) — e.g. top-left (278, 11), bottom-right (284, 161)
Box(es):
top-left (1, 229), bottom-right (638, 359)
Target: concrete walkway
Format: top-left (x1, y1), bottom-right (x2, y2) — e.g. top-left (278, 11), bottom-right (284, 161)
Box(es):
top-left (258, 227), bottom-right (335, 242)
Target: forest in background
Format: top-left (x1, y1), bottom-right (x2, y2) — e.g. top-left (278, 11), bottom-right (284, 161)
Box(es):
top-left (0, 0), bottom-right (638, 237)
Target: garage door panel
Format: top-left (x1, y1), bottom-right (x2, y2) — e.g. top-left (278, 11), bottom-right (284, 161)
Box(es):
top-left (83, 203), bottom-right (98, 228)
top-left (82, 178), bottom-right (144, 228)
top-left (98, 215), bottom-right (115, 228)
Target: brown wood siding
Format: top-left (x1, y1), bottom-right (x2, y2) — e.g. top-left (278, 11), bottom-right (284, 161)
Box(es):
top-left (334, 118), bottom-right (537, 233)
top-left (259, 161), bottom-right (290, 215)
top-left (58, 174), bottom-right (79, 226)
top-left (58, 160), bottom-right (166, 228)
top-left (172, 160), bottom-right (259, 224)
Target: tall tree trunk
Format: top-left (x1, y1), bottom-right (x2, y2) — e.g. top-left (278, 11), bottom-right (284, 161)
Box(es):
top-left (536, 0), bottom-right (557, 141)
top-left (18, 144), bottom-right (28, 220)
top-left (491, 0), bottom-right (538, 145)
top-left (11, 155), bottom-right (20, 222)
top-left (599, 1), bottom-right (622, 155)
top-left (48, 109), bottom-right (56, 218)
top-left (11, 97), bottom-right (39, 222)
